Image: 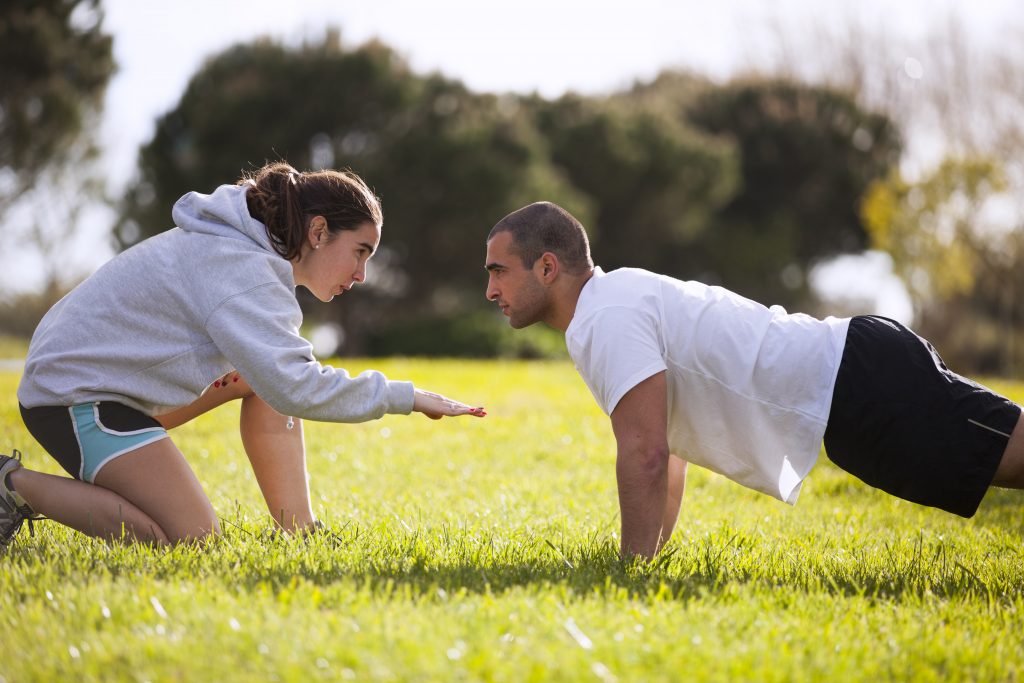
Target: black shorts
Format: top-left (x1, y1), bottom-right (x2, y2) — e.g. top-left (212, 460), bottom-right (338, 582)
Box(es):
top-left (823, 315), bottom-right (1020, 517)
top-left (20, 402), bottom-right (168, 483)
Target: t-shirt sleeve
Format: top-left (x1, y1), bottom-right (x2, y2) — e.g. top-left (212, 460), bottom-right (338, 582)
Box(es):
top-left (568, 305), bottom-right (667, 415)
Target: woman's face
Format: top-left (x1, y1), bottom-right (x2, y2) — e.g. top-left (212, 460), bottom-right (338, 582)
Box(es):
top-left (293, 218), bottom-right (380, 302)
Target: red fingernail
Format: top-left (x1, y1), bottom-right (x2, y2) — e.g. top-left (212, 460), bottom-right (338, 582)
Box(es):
top-left (233, 377), bottom-right (239, 383)
top-left (214, 381), bottom-right (221, 388)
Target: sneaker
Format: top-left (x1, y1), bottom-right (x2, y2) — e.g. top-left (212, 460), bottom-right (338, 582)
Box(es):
top-left (1, 449), bottom-right (38, 550)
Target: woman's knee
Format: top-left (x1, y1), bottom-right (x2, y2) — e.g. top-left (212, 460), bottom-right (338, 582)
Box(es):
top-left (106, 501), bottom-right (220, 545)
top-left (104, 511), bottom-right (170, 544)
top-left (166, 516), bottom-right (221, 545)
top-left (94, 438), bottom-right (221, 544)
top-left (157, 496), bottom-right (222, 544)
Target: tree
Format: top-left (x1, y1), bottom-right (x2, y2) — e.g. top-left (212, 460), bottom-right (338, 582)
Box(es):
top-left (0, 134), bottom-right (108, 336)
top-left (862, 157), bottom-right (1023, 373)
top-left (683, 80), bottom-right (902, 307)
top-left (530, 84), bottom-right (740, 280)
top-left (117, 32), bottom-right (586, 353)
top-left (0, 0), bottom-right (114, 336)
top-left (116, 33), bottom-right (417, 249)
top-left (0, 0), bottom-right (114, 215)
top-left (749, 13), bottom-right (1024, 372)
top-left (119, 32), bottom-right (903, 352)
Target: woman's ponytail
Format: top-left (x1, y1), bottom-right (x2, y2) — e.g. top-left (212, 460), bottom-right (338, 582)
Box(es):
top-left (240, 161), bottom-right (381, 261)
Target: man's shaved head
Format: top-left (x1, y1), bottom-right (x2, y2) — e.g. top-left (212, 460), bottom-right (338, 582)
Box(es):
top-left (487, 202), bottom-right (594, 275)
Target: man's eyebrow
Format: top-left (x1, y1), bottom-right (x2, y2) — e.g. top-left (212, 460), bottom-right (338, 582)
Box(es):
top-left (359, 242), bottom-right (376, 255)
top-left (485, 261), bottom-right (505, 272)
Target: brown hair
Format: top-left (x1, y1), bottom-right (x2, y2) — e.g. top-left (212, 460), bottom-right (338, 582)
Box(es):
top-left (240, 162), bottom-right (383, 261)
top-left (488, 201), bottom-right (593, 275)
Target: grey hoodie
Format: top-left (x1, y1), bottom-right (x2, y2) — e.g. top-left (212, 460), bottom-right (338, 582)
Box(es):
top-left (18, 183), bottom-right (415, 421)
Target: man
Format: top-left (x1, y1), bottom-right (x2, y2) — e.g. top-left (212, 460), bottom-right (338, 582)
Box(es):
top-left (484, 201), bottom-right (1024, 559)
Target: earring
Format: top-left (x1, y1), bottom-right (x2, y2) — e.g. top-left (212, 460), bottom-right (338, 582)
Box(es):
top-left (314, 245), bottom-right (320, 250)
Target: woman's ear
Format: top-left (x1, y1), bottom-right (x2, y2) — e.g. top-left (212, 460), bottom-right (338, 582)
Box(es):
top-left (308, 216), bottom-right (328, 249)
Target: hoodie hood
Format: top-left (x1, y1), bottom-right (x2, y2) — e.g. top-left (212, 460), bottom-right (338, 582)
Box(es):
top-left (171, 183), bottom-right (275, 253)
top-left (20, 178), bottom-right (415, 422)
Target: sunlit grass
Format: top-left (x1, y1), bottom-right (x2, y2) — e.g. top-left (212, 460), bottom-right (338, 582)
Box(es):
top-left (2, 360), bottom-right (1023, 682)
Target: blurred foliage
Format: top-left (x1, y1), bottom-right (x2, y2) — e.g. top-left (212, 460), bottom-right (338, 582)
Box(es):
top-left (863, 157), bottom-right (1024, 374)
top-left (366, 309), bottom-right (567, 359)
top-left (116, 32), bottom-right (899, 355)
top-left (734, 16), bottom-right (1024, 376)
top-left (0, 288), bottom-right (65, 339)
top-left (0, 333), bottom-right (28, 358)
top-left (115, 33), bottom-right (587, 351)
top-left (863, 157), bottom-right (1004, 303)
top-left (683, 80), bottom-right (902, 304)
top-left (0, 0), bottom-right (114, 214)
top-left (528, 81), bottom-right (739, 276)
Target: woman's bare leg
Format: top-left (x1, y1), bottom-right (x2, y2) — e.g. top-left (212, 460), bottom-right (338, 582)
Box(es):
top-left (157, 372), bottom-right (315, 532)
top-left (93, 437), bottom-right (220, 543)
top-left (240, 394), bottom-right (315, 532)
top-left (8, 437), bottom-right (218, 544)
top-left (8, 467), bottom-right (169, 543)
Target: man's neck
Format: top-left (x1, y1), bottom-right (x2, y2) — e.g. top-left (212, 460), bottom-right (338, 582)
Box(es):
top-left (545, 269), bottom-right (595, 332)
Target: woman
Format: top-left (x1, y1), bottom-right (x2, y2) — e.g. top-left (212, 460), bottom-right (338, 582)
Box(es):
top-left (1, 162), bottom-right (483, 548)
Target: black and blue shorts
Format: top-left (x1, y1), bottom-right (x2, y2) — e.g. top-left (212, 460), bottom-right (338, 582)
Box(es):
top-left (824, 315), bottom-right (1020, 517)
top-left (20, 402), bottom-right (168, 483)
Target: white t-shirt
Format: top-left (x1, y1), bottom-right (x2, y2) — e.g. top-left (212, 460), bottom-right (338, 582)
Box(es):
top-left (565, 267), bottom-right (850, 503)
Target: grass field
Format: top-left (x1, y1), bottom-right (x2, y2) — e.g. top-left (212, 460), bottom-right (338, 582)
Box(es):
top-left (2, 359), bottom-right (1023, 682)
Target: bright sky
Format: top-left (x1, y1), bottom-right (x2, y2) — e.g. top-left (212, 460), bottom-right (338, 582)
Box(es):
top-left (99, 0), bottom-right (1017, 187)
top-left (7, 0), bottom-right (1022, 316)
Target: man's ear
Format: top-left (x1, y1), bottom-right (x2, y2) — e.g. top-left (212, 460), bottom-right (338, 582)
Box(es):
top-left (538, 252), bottom-right (560, 284)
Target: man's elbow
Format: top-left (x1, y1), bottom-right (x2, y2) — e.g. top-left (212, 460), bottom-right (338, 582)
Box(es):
top-left (619, 444), bottom-right (671, 482)
top-left (643, 446), bottom-right (671, 480)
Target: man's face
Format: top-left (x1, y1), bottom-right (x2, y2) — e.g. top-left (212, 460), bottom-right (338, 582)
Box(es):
top-left (485, 231), bottom-right (549, 329)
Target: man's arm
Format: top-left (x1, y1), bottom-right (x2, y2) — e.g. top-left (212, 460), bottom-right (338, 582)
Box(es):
top-left (661, 455), bottom-right (687, 544)
top-left (610, 371), bottom-right (672, 559)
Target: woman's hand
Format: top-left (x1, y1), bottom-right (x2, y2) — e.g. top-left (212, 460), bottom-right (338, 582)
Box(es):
top-left (412, 389), bottom-right (487, 420)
